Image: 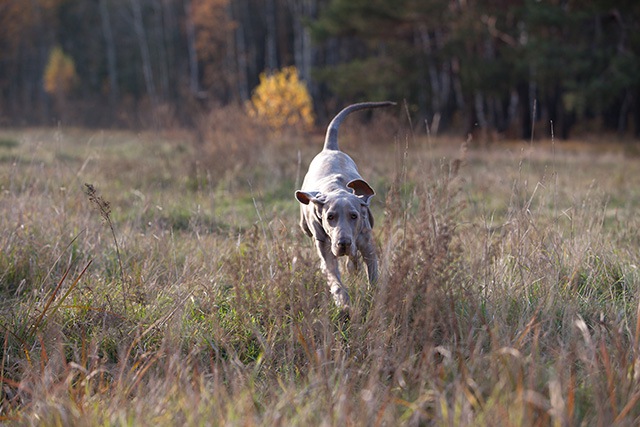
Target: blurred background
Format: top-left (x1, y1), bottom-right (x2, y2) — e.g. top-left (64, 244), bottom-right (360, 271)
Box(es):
top-left (1, 0), bottom-right (639, 140)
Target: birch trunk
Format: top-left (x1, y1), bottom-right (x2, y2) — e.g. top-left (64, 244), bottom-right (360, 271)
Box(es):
top-left (289, 0), bottom-right (316, 84)
top-left (184, 0), bottom-right (200, 96)
top-left (130, 0), bottom-right (158, 108)
top-left (265, 0), bottom-right (277, 71)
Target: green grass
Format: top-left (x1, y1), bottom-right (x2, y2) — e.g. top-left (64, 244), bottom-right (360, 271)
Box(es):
top-left (1, 120), bottom-right (640, 425)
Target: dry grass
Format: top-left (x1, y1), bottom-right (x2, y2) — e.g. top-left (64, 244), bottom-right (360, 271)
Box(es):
top-left (1, 112), bottom-right (640, 425)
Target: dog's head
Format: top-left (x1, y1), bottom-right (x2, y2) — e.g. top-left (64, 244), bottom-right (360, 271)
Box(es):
top-left (296, 179), bottom-right (375, 257)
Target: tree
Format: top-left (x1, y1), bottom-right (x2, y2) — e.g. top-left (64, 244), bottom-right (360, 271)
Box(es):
top-left (43, 46), bottom-right (78, 122)
top-left (44, 46), bottom-right (77, 97)
top-left (312, 0), bottom-right (458, 131)
top-left (0, 0), bottom-right (62, 122)
top-left (191, 0), bottom-right (236, 101)
top-left (247, 66), bottom-right (315, 132)
top-left (99, 0), bottom-right (119, 105)
top-left (0, 0), bottom-right (639, 137)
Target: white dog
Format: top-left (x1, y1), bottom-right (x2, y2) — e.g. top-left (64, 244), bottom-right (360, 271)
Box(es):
top-left (295, 101), bottom-right (395, 308)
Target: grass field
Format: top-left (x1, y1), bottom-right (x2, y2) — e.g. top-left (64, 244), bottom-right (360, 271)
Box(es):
top-left (1, 112), bottom-right (640, 425)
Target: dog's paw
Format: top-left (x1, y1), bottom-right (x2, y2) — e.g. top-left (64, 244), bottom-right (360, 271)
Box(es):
top-left (331, 285), bottom-right (351, 309)
top-left (347, 257), bottom-right (360, 274)
top-left (337, 307), bottom-right (351, 324)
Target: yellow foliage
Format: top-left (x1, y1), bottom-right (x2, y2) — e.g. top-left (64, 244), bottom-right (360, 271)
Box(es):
top-left (248, 66), bottom-right (314, 132)
top-left (44, 46), bottom-right (77, 96)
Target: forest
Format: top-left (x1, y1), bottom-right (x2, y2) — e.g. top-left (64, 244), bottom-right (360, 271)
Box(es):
top-left (1, 0), bottom-right (639, 140)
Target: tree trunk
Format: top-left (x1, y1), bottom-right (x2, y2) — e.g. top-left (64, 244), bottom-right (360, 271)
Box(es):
top-left (265, 0), bottom-right (278, 71)
top-left (155, 0), bottom-right (171, 102)
top-left (184, 0), bottom-right (200, 96)
top-left (235, 21), bottom-right (249, 101)
top-left (289, 0), bottom-right (317, 104)
top-left (232, 0), bottom-right (253, 100)
top-left (130, 0), bottom-right (158, 109)
top-left (635, 90), bottom-right (640, 139)
top-left (618, 91), bottom-right (632, 136)
top-left (418, 26), bottom-right (452, 134)
top-left (289, 0), bottom-right (315, 83)
top-left (474, 92), bottom-right (488, 128)
top-left (30, 0), bottom-right (50, 122)
top-left (99, 0), bottom-right (119, 106)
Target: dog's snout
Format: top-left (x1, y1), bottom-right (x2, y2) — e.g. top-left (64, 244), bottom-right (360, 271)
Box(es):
top-left (337, 238), bottom-right (352, 249)
top-left (338, 237), bottom-right (352, 248)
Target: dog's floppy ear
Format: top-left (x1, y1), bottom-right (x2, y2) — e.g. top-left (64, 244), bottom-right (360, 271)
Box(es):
top-left (365, 207), bottom-right (374, 229)
top-left (295, 190), bottom-right (323, 205)
top-left (347, 179), bottom-right (375, 205)
top-left (295, 190), bottom-right (328, 241)
top-left (296, 190), bottom-right (326, 220)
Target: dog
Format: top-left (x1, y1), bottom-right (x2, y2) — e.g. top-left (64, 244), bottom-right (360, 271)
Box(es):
top-left (295, 101), bottom-right (395, 308)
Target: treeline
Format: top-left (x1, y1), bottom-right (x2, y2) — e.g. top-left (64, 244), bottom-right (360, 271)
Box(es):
top-left (1, 0), bottom-right (639, 139)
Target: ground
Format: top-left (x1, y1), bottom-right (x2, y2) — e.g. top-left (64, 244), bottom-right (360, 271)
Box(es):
top-left (1, 121), bottom-right (640, 425)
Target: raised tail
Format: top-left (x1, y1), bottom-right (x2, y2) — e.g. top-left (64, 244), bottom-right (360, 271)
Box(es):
top-left (323, 101), bottom-right (396, 151)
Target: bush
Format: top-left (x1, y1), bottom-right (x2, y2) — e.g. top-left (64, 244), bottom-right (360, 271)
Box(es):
top-left (44, 46), bottom-right (77, 97)
top-left (247, 66), bottom-right (315, 132)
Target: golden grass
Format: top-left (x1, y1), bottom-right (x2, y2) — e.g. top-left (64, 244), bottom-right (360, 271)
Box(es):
top-left (1, 114), bottom-right (640, 425)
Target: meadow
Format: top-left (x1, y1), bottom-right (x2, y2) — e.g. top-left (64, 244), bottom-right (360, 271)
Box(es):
top-left (1, 109), bottom-right (640, 425)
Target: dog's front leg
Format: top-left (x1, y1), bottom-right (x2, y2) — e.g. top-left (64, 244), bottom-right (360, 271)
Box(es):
top-left (357, 232), bottom-right (379, 286)
top-left (347, 254), bottom-right (360, 274)
top-left (315, 240), bottom-right (350, 308)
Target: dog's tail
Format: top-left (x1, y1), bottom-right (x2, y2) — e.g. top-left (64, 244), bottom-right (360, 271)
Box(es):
top-left (323, 101), bottom-right (396, 151)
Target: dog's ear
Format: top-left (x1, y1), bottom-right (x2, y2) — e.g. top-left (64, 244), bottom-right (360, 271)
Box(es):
top-left (295, 190), bottom-right (323, 205)
top-left (296, 190), bottom-right (326, 219)
top-left (347, 179), bottom-right (375, 205)
top-left (366, 206), bottom-right (375, 229)
top-left (295, 190), bottom-right (328, 240)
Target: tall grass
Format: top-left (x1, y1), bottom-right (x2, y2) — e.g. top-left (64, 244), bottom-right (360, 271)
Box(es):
top-left (0, 118), bottom-right (639, 425)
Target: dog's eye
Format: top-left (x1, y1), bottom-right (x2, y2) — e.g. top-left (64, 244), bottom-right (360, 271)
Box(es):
top-left (350, 213), bottom-right (358, 220)
top-left (327, 214), bottom-right (335, 221)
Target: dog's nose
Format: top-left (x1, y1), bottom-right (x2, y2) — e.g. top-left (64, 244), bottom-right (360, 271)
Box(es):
top-left (337, 238), bottom-right (352, 249)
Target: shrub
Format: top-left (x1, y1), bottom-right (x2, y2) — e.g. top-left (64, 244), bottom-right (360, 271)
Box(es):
top-left (43, 46), bottom-right (77, 97)
top-left (247, 66), bottom-right (314, 132)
